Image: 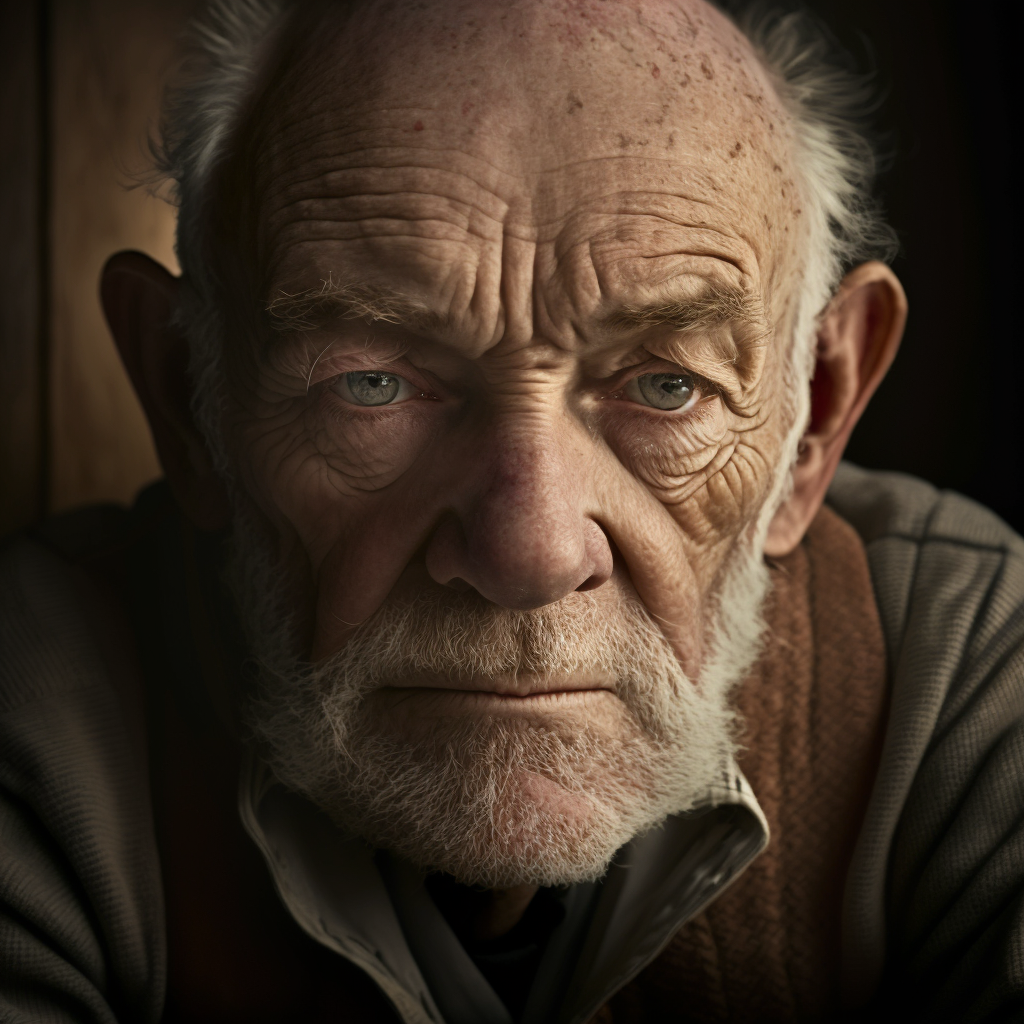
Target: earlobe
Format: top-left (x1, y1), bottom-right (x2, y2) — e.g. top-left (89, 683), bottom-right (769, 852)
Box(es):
top-left (101, 250), bottom-right (231, 530)
top-left (764, 261), bottom-right (907, 557)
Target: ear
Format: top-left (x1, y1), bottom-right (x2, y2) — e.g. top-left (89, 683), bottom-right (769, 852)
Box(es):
top-left (764, 260), bottom-right (907, 557)
top-left (101, 250), bottom-right (231, 530)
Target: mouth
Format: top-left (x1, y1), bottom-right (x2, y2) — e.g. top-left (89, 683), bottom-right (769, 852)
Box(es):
top-left (381, 671), bottom-right (616, 697)
top-left (375, 679), bottom-right (618, 715)
top-left (388, 686), bottom-right (611, 700)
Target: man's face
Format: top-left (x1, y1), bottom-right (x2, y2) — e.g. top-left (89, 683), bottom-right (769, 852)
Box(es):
top-left (216, 0), bottom-right (808, 884)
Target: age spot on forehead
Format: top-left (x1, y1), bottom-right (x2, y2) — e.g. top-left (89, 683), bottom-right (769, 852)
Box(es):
top-left (239, 0), bottom-right (805, 353)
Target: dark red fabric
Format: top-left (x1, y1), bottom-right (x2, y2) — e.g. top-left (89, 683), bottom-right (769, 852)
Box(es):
top-left (126, 495), bottom-right (885, 1023)
top-left (601, 505), bottom-right (889, 1024)
top-left (598, 505), bottom-right (888, 1024)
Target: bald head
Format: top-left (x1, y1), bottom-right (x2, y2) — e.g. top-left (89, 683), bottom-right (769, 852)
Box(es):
top-left (273, 0), bottom-right (793, 166)
top-left (235, 0), bottom-right (805, 344)
top-left (104, 0), bottom-right (905, 893)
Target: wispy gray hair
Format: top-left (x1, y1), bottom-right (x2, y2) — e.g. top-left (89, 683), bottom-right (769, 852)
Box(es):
top-left (728, 2), bottom-right (899, 525)
top-left (156, 0), bottom-right (287, 472)
top-left (154, 0), bottom-right (898, 477)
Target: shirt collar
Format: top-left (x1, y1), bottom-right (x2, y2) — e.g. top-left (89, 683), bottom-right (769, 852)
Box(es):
top-left (238, 752), bottom-right (768, 1024)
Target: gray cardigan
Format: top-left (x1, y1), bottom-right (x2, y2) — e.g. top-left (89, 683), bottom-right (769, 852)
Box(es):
top-left (2, 463), bottom-right (1023, 1023)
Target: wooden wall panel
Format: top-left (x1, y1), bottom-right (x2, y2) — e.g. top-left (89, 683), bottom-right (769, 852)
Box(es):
top-left (0, 2), bottom-right (45, 535)
top-left (50, 0), bottom-right (196, 513)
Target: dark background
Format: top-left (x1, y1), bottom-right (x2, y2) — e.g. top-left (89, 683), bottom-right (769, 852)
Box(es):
top-left (803, 0), bottom-right (1023, 532)
top-left (1, 0), bottom-right (1021, 533)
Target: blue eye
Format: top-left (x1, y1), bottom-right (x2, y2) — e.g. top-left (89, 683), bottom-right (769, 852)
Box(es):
top-left (627, 372), bottom-right (697, 411)
top-left (335, 371), bottom-right (414, 406)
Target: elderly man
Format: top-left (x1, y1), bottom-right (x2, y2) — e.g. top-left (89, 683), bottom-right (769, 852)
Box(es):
top-left (2, 0), bottom-right (1023, 1021)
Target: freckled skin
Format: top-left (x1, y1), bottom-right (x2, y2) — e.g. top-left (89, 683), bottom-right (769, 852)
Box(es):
top-left (216, 0), bottom-right (808, 680)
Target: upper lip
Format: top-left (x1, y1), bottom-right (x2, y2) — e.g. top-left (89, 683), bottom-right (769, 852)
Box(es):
top-left (386, 675), bottom-right (615, 698)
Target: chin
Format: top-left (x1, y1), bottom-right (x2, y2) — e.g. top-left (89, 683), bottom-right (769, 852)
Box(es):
top-left (235, 531), bottom-right (768, 887)
top-left (258, 704), bottom-right (714, 889)
top-left (330, 760), bottom-right (650, 889)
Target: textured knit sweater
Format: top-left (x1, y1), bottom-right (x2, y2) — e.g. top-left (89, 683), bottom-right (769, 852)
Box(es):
top-left (604, 497), bottom-right (889, 1023)
top-left (2, 464), bottom-right (1024, 1023)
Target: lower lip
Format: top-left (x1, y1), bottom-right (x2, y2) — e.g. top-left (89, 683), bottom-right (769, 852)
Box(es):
top-left (380, 687), bottom-right (614, 709)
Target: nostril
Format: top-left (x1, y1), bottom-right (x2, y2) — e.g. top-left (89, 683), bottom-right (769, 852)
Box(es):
top-left (445, 576), bottom-right (473, 592)
top-left (576, 520), bottom-right (614, 593)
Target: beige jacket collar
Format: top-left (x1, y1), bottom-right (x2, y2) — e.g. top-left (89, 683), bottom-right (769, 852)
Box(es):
top-left (238, 754), bottom-right (768, 1024)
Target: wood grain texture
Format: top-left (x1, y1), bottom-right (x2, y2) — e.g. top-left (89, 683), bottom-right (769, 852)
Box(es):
top-left (0, 1), bottom-right (45, 534)
top-left (49, 0), bottom-right (196, 513)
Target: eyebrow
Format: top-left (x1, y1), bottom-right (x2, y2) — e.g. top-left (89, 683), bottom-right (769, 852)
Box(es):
top-left (603, 283), bottom-right (766, 336)
top-left (266, 279), bottom-right (447, 335)
top-left (268, 278), bottom-right (766, 355)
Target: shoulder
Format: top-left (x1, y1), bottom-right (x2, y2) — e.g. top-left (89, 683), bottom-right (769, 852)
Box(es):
top-left (830, 464), bottom-right (1024, 1020)
top-left (827, 463), bottom-right (1024, 768)
top-left (827, 460), bottom-right (1024, 571)
top-left (0, 525), bottom-right (120, 712)
top-left (827, 461), bottom-right (1024, 674)
top-left (0, 517), bottom-right (165, 1024)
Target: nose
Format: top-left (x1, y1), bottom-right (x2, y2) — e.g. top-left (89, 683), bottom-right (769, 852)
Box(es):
top-left (423, 421), bottom-right (613, 609)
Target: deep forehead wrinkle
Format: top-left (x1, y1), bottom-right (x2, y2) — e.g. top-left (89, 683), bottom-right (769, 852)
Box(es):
top-left (224, 0), bottom-right (807, 372)
top-left (267, 276), bottom-right (766, 368)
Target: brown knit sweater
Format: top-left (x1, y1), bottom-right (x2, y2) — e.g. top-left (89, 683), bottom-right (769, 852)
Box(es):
top-left (8, 468), bottom-right (1024, 1024)
top-left (601, 504), bottom-right (890, 1024)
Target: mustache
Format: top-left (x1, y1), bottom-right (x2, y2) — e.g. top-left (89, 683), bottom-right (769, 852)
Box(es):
top-left (299, 585), bottom-right (683, 693)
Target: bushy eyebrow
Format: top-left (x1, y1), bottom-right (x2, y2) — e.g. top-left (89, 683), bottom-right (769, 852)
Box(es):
top-left (267, 278), bottom-right (765, 367)
top-left (266, 279), bottom-right (448, 334)
top-left (603, 283), bottom-right (766, 336)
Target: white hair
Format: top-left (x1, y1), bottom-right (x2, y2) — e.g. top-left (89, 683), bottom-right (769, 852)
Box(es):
top-left (731, 3), bottom-right (899, 522)
top-left (153, 0), bottom-right (893, 881)
top-left (157, 0), bottom-right (288, 473)
top-left (229, 483), bottom-right (771, 887)
top-left (154, 0), bottom-right (898, 494)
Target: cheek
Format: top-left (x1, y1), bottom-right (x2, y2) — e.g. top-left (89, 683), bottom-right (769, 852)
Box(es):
top-left (233, 394), bottom-right (444, 564)
top-left (604, 400), bottom-right (730, 501)
top-left (599, 397), bottom-right (770, 531)
top-left (598, 388), bottom-right (787, 531)
top-left (592, 398), bottom-right (780, 641)
top-left (310, 393), bottom-right (443, 492)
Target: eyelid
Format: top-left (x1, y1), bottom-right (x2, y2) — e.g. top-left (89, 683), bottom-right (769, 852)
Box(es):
top-left (333, 370), bottom-right (423, 407)
top-left (627, 373), bottom-right (696, 411)
top-left (309, 357), bottom-right (435, 396)
top-left (601, 359), bottom-right (718, 399)
top-left (300, 336), bottom-right (419, 388)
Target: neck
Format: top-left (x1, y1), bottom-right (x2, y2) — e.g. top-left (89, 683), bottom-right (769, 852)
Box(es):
top-left (426, 874), bottom-right (540, 942)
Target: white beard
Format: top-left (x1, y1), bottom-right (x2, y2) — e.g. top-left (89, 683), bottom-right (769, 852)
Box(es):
top-left (227, 518), bottom-right (772, 889)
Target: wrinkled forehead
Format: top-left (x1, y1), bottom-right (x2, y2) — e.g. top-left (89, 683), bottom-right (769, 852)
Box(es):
top-left (233, 0), bottom-right (803, 326)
